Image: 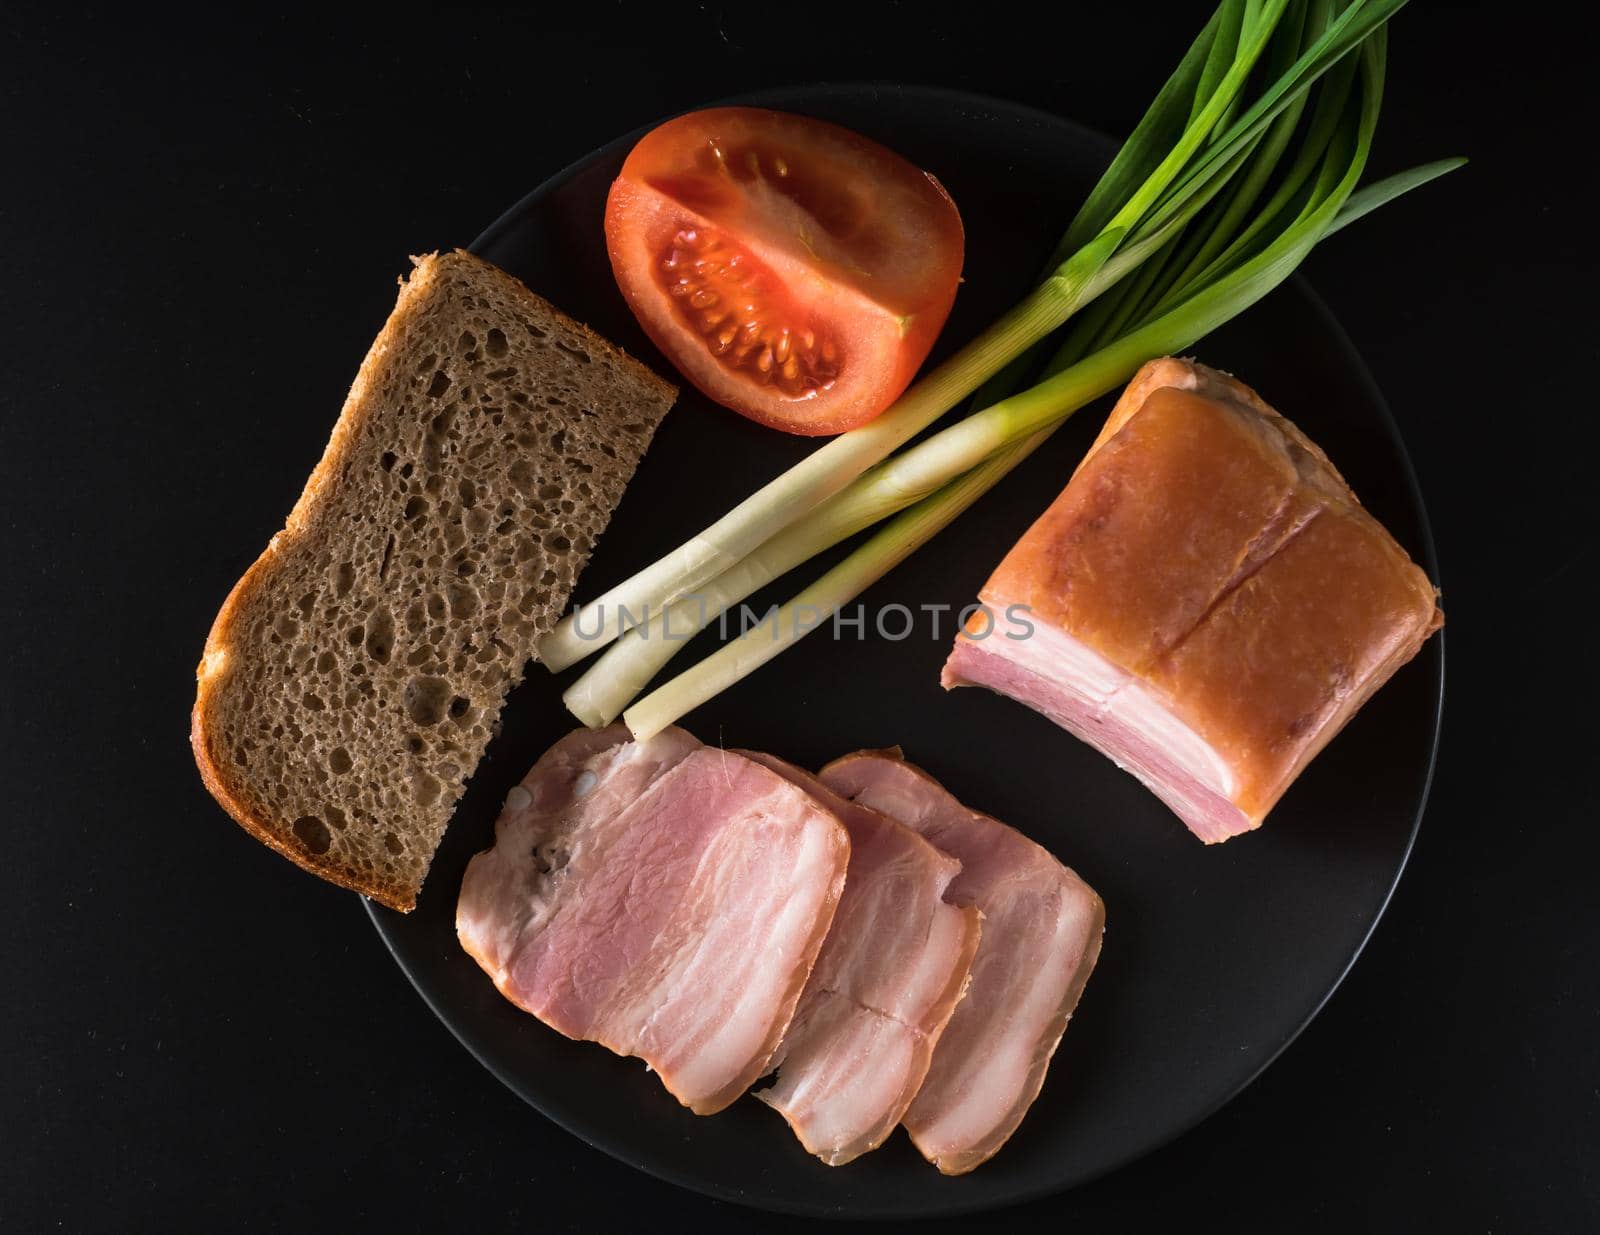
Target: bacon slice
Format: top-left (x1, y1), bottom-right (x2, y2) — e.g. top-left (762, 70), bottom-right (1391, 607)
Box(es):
top-left (820, 750), bottom-right (1104, 1175)
top-left (942, 357), bottom-right (1443, 843)
top-left (457, 726), bottom-right (849, 1114)
top-left (740, 752), bottom-right (981, 1165)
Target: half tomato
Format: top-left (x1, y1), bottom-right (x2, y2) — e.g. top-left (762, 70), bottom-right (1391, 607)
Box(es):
top-left (604, 107), bottom-right (964, 435)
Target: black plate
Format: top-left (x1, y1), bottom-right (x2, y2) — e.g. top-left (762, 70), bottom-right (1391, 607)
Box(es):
top-left (366, 84), bottom-right (1444, 1218)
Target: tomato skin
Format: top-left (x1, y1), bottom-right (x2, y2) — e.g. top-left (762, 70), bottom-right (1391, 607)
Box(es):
top-left (603, 108), bottom-right (964, 436)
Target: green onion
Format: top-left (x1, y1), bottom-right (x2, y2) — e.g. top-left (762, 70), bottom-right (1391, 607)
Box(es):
top-left (535, 0), bottom-right (1368, 674)
top-left (623, 27), bottom-right (1464, 739)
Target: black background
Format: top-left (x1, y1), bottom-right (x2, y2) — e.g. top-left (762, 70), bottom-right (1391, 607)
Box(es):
top-left (2, 3), bottom-right (1594, 1231)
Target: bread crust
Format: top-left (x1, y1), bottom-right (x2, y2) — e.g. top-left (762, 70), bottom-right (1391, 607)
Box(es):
top-left (193, 567), bottom-right (416, 907)
top-left (192, 251), bottom-right (673, 911)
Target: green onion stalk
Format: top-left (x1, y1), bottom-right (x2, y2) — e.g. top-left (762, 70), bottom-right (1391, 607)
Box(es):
top-left (538, 0), bottom-right (1402, 674)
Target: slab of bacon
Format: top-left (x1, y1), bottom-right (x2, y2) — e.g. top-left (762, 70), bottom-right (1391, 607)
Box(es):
top-left (942, 357), bottom-right (1443, 843)
top-left (742, 752), bottom-right (982, 1165)
top-left (456, 726), bottom-right (848, 1114)
top-left (820, 750), bottom-right (1105, 1175)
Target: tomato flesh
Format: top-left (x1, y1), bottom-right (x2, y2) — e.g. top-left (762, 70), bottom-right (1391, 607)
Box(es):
top-left (657, 224), bottom-right (840, 398)
top-left (604, 108), bottom-right (964, 435)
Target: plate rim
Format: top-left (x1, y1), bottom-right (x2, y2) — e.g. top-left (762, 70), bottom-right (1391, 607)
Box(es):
top-left (366, 81), bottom-right (1446, 1218)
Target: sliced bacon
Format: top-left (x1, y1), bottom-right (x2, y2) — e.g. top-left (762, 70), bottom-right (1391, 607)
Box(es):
top-left (820, 750), bottom-right (1104, 1175)
top-left (457, 726), bottom-right (849, 1114)
top-left (942, 357), bottom-right (1442, 842)
top-left (740, 752), bottom-right (981, 1165)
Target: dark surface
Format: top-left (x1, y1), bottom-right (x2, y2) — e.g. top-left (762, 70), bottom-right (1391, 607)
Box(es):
top-left (369, 85), bottom-right (1440, 1219)
top-left (1, 3), bottom-right (1593, 1231)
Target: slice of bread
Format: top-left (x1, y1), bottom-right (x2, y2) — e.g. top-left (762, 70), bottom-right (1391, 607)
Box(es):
top-left (192, 250), bottom-right (676, 911)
